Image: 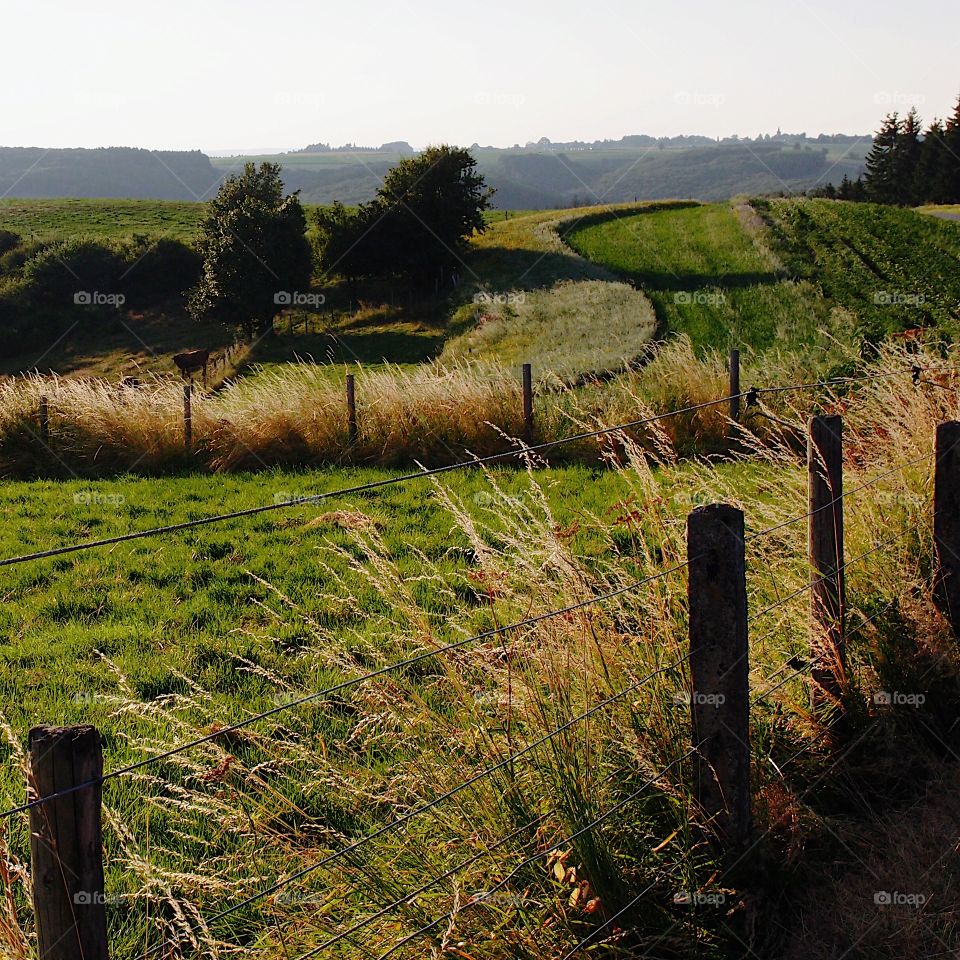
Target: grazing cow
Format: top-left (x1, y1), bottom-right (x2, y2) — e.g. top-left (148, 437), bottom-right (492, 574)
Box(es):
top-left (173, 349), bottom-right (210, 386)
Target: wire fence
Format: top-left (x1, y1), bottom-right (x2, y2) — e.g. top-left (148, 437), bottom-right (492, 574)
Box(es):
top-left (2, 361), bottom-right (949, 960)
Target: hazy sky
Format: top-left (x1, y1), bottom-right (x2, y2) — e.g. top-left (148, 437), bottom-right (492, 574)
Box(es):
top-left (3, 0), bottom-right (957, 153)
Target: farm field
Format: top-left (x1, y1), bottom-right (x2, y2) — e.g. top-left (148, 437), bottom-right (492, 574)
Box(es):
top-left (0, 198), bottom-right (208, 243)
top-left (0, 198), bottom-right (528, 246)
top-left (753, 198), bottom-right (960, 340)
top-left (561, 203), bottom-right (845, 356)
top-left (1, 181), bottom-right (960, 958)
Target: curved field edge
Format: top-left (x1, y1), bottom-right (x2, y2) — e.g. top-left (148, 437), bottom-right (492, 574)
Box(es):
top-left (559, 201), bottom-right (855, 359)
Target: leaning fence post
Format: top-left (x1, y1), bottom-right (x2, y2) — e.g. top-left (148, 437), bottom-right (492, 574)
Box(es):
top-left (183, 382), bottom-right (192, 452)
top-left (934, 421), bottom-right (960, 635)
top-left (28, 725), bottom-right (109, 960)
top-left (808, 415), bottom-right (845, 713)
top-left (687, 503), bottom-right (751, 859)
top-left (346, 374), bottom-right (358, 445)
top-left (522, 363), bottom-right (533, 445)
top-left (729, 349), bottom-right (740, 427)
top-left (39, 396), bottom-right (49, 444)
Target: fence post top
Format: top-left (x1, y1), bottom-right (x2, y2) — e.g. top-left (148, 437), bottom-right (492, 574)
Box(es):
top-left (28, 724), bottom-right (100, 746)
top-left (688, 503), bottom-right (744, 524)
top-left (808, 413), bottom-right (843, 428)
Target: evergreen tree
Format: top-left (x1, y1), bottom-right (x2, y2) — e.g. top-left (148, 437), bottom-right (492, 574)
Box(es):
top-left (894, 108), bottom-right (923, 204)
top-left (915, 119), bottom-right (948, 203)
top-left (943, 95), bottom-right (960, 202)
top-left (864, 113), bottom-right (902, 204)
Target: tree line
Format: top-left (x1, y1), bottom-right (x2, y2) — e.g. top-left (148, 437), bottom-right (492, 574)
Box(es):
top-left (818, 96), bottom-right (960, 204)
top-left (0, 147), bottom-right (493, 356)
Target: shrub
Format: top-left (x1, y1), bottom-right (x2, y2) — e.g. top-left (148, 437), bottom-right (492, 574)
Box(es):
top-left (22, 240), bottom-right (127, 308)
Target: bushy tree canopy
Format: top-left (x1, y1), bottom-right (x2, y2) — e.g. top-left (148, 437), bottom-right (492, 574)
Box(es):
top-left (189, 162), bottom-right (312, 337)
top-left (313, 146), bottom-right (493, 284)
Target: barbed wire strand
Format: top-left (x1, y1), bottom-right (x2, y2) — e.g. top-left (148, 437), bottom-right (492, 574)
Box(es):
top-left (135, 655), bottom-right (693, 960)
top-left (297, 757), bottom-right (635, 959)
top-left (373, 749), bottom-right (696, 960)
top-left (0, 393), bottom-right (750, 570)
top-left (0, 364), bottom-right (928, 571)
top-left (0, 563), bottom-right (695, 821)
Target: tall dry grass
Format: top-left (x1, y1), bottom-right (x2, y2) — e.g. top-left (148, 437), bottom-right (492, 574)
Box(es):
top-left (0, 333), bottom-right (872, 478)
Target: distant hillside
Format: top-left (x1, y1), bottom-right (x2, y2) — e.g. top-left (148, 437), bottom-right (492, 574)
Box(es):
top-left (0, 136), bottom-right (871, 208)
top-left (0, 147), bottom-right (221, 200)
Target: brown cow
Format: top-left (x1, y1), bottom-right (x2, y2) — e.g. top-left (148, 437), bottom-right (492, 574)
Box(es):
top-left (173, 349), bottom-right (210, 386)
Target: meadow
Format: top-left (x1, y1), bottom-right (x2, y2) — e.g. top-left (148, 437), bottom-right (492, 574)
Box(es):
top-left (0, 344), bottom-right (951, 959)
top-left (1, 195), bottom-right (959, 959)
top-left (753, 198), bottom-right (960, 341)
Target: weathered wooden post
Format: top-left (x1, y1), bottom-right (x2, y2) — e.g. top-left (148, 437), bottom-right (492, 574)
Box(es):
top-left (346, 374), bottom-right (358, 445)
top-left (808, 415), bottom-right (845, 711)
top-left (522, 363), bottom-right (533, 445)
top-left (934, 421), bottom-right (960, 635)
top-left (39, 396), bottom-right (49, 444)
top-left (687, 503), bottom-right (751, 859)
top-left (183, 382), bottom-right (192, 452)
top-left (729, 349), bottom-right (740, 427)
top-left (28, 725), bottom-right (109, 960)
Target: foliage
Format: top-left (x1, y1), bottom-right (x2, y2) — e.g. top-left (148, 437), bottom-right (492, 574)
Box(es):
top-left (313, 146), bottom-right (492, 283)
top-left (189, 162), bottom-right (313, 338)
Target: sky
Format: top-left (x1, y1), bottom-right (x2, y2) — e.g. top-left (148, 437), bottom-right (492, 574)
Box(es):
top-left (2, 0), bottom-right (958, 153)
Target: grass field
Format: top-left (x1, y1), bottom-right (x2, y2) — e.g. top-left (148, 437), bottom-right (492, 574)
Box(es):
top-left (0, 199), bottom-right (207, 243)
top-left (753, 198), bottom-right (960, 340)
top-left (0, 361), bottom-right (944, 957)
top-left (561, 203), bottom-right (846, 357)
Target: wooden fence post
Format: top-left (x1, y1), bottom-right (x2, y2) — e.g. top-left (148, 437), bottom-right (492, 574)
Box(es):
top-left (522, 363), bottom-right (533, 445)
top-left (934, 421), bottom-right (960, 635)
top-left (729, 349), bottom-right (740, 427)
top-left (346, 374), bottom-right (357, 445)
top-left (183, 382), bottom-right (192, 452)
top-left (28, 725), bottom-right (109, 960)
top-left (687, 503), bottom-right (751, 859)
top-left (808, 415), bottom-right (845, 712)
top-left (39, 396), bottom-right (49, 444)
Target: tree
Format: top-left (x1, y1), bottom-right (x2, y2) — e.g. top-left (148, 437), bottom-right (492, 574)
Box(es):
top-left (864, 113), bottom-right (902, 204)
top-left (893, 108), bottom-right (923, 204)
top-left (314, 146), bottom-right (493, 284)
top-left (915, 119), bottom-right (949, 203)
top-left (189, 163), bottom-right (312, 338)
top-left (942, 95), bottom-right (960, 202)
